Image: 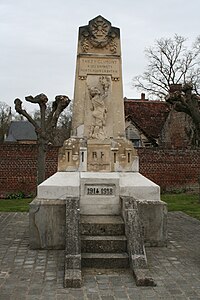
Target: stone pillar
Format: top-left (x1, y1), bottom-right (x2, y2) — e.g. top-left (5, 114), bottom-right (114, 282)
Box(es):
top-left (64, 197), bottom-right (81, 288)
top-left (121, 196), bottom-right (156, 286)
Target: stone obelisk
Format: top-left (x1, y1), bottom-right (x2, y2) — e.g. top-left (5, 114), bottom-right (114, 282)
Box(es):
top-left (56, 15), bottom-right (139, 216)
top-left (58, 15), bottom-right (138, 174)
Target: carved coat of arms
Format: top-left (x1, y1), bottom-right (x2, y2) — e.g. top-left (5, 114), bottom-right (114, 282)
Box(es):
top-left (80, 15), bottom-right (118, 53)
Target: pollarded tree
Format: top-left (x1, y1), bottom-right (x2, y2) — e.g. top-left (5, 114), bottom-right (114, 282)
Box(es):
top-left (166, 83), bottom-right (200, 146)
top-left (14, 94), bottom-right (70, 184)
top-left (133, 35), bottom-right (200, 99)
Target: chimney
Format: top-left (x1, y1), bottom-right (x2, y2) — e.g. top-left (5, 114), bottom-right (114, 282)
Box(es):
top-left (141, 93), bottom-right (145, 100)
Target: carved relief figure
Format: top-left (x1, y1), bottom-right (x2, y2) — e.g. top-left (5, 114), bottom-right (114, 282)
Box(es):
top-left (88, 76), bottom-right (110, 140)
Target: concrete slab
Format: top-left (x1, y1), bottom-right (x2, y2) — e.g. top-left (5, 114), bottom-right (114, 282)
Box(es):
top-left (119, 172), bottom-right (160, 201)
top-left (37, 172), bottom-right (80, 199)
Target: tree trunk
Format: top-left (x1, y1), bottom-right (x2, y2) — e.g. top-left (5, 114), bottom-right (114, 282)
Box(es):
top-left (37, 136), bottom-right (46, 185)
top-left (37, 101), bottom-right (47, 185)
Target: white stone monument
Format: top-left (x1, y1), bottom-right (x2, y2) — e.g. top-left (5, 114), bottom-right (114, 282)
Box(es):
top-left (29, 16), bottom-right (167, 286)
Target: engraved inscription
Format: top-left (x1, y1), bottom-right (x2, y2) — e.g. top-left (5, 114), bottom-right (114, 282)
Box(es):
top-left (87, 144), bottom-right (111, 172)
top-left (86, 185), bottom-right (115, 196)
top-left (79, 58), bottom-right (119, 77)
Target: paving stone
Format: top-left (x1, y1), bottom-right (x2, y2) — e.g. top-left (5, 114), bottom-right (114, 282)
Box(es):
top-left (98, 283), bottom-right (110, 290)
top-left (56, 295), bottom-right (71, 300)
top-left (113, 290), bottom-right (128, 297)
top-left (0, 212), bottom-right (200, 299)
top-left (86, 294), bottom-right (101, 300)
top-left (0, 295), bottom-right (11, 300)
top-left (101, 296), bottom-right (115, 300)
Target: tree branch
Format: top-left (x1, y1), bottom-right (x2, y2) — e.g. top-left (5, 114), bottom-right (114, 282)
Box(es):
top-left (14, 98), bottom-right (41, 134)
top-left (46, 95), bottom-right (70, 143)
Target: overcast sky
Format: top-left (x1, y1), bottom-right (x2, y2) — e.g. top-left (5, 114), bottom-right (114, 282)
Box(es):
top-left (1, 0), bottom-right (200, 112)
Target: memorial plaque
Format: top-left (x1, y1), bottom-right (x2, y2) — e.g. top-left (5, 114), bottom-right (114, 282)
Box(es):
top-left (85, 185), bottom-right (115, 196)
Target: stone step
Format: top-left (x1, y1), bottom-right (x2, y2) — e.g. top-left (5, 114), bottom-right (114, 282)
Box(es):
top-left (80, 215), bottom-right (125, 236)
top-left (81, 253), bottom-right (129, 269)
top-left (81, 235), bottom-right (127, 253)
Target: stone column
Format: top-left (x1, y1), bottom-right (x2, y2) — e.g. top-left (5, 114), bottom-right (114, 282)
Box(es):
top-left (121, 196), bottom-right (156, 286)
top-left (64, 197), bottom-right (81, 288)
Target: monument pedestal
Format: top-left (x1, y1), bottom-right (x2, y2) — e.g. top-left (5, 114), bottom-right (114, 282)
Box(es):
top-left (29, 171), bottom-right (167, 249)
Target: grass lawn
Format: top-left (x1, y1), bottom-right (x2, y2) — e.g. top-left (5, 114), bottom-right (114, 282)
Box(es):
top-left (0, 194), bottom-right (200, 221)
top-left (161, 193), bottom-right (200, 221)
top-left (0, 198), bottom-right (32, 212)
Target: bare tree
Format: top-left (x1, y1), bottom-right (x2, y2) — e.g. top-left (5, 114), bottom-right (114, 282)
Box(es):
top-left (133, 35), bottom-right (200, 99)
top-left (166, 83), bottom-right (200, 146)
top-left (14, 94), bottom-right (70, 184)
top-left (0, 102), bottom-right (11, 142)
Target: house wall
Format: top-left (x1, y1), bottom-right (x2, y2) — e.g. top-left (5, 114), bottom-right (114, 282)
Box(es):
top-left (125, 121), bottom-right (149, 147)
top-left (0, 144), bottom-right (199, 198)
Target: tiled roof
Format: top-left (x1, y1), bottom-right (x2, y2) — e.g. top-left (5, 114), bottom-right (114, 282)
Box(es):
top-left (5, 121), bottom-right (37, 142)
top-left (124, 99), bottom-right (170, 139)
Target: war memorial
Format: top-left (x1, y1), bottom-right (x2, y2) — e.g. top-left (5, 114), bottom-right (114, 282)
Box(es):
top-left (29, 16), bottom-right (167, 288)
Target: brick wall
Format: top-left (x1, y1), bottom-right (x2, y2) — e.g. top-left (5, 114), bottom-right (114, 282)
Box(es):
top-left (0, 144), bottom-right (199, 198)
top-left (0, 144), bottom-right (59, 198)
top-left (138, 148), bottom-right (200, 192)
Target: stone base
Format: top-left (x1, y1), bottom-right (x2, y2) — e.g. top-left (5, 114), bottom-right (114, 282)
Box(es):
top-left (134, 269), bottom-right (156, 286)
top-left (29, 199), bottom-right (66, 249)
top-left (29, 171), bottom-right (167, 249)
top-left (64, 269), bottom-right (82, 288)
top-left (137, 200), bottom-right (167, 247)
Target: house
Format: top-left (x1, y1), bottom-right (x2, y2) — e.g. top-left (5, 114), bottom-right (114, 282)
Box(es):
top-left (124, 94), bottom-right (195, 148)
top-left (5, 121), bottom-right (37, 144)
